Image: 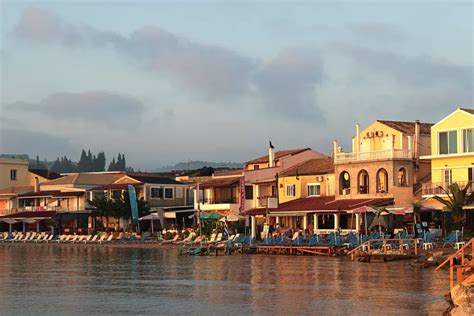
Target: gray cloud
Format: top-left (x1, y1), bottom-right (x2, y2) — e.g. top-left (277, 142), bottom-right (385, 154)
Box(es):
top-left (254, 48), bottom-right (325, 122)
top-left (11, 6), bottom-right (326, 121)
top-left (340, 44), bottom-right (473, 88)
top-left (12, 7), bottom-right (256, 101)
top-left (0, 127), bottom-right (78, 159)
top-left (345, 22), bottom-right (404, 42)
top-left (8, 91), bottom-right (145, 124)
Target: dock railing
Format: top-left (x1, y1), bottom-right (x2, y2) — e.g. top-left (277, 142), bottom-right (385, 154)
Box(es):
top-left (347, 238), bottom-right (419, 261)
top-left (435, 238), bottom-right (474, 290)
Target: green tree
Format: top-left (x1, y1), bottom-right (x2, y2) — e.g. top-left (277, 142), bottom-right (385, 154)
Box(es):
top-left (433, 182), bottom-right (473, 233)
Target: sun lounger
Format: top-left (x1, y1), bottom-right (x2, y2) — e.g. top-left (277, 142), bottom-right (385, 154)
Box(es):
top-left (99, 234), bottom-right (114, 244)
top-left (93, 234), bottom-right (107, 243)
top-left (162, 234), bottom-right (180, 244)
top-left (65, 235), bottom-right (79, 243)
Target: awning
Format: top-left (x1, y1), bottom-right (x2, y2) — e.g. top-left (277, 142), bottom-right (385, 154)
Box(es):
top-left (347, 206), bottom-right (378, 214)
top-left (139, 213), bottom-right (161, 221)
top-left (200, 213), bottom-right (223, 220)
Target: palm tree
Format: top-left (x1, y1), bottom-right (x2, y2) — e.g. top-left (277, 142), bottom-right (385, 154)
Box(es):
top-left (432, 181), bottom-right (473, 232)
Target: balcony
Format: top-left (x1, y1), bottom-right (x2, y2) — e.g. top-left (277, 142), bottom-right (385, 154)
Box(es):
top-left (256, 196), bottom-right (278, 208)
top-left (335, 149), bottom-right (412, 164)
top-left (199, 197), bottom-right (240, 212)
top-left (422, 181), bottom-right (473, 196)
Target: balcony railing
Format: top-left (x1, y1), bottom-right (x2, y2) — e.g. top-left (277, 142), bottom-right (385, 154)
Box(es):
top-left (422, 181), bottom-right (473, 196)
top-left (202, 197), bottom-right (238, 205)
top-left (335, 149), bottom-right (412, 164)
top-left (256, 196), bottom-right (278, 208)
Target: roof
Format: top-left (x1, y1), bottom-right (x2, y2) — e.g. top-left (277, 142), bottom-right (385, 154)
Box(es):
top-left (17, 190), bottom-right (84, 198)
top-left (0, 186), bottom-right (34, 196)
top-left (377, 120), bottom-right (433, 135)
top-left (0, 211), bottom-right (57, 219)
top-left (127, 174), bottom-right (184, 185)
top-left (460, 108), bottom-right (474, 115)
top-left (270, 196), bottom-right (394, 213)
top-left (42, 173), bottom-right (117, 186)
top-left (28, 169), bottom-right (62, 180)
top-left (91, 183), bottom-right (143, 191)
top-left (213, 169), bottom-right (244, 177)
top-left (279, 158), bottom-right (334, 177)
top-left (245, 148), bottom-right (311, 165)
top-left (199, 176), bottom-right (241, 188)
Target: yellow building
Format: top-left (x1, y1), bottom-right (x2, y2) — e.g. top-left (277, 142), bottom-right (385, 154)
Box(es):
top-left (0, 158), bottom-right (29, 190)
top-left (422, 108), bottom-right (474, 196)
top-left (277, 158), bottom-right (335, 204)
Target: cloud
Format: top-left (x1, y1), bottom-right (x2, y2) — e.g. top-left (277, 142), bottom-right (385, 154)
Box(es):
top-left (12, 7), bottom-right (256, 100)
top-left (8, 91), bottom-right (145, 124)
top-left (254, 48), bottom-right (325, 122)
top-left (340, 44), bottom-right (472, 88)
top-left (0, 127), bottom-right (78, 159)
top-left (345, 22), bottom-right (404, 42)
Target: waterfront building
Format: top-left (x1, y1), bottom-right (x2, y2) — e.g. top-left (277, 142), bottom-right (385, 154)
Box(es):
top-left (91, 172), bottom-right (193, 229)
top-left (0, 158), bottom-right (29, 190)
top-left (421, 108), bottom-right (474, 206)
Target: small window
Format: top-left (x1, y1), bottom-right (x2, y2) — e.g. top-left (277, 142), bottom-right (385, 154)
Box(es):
top-left (307, 184), bottom-right (321, 196)
top-left (245, 186), bottom-right (253, 199)
top-left (175, 187), bottom-right (183, 198)
top-left (10, 169), bottom-right (17, 181)
top-left (463, 128), bottom-right (474, 153)
top-left (164, 188), bottom-right (174, 199)
top-left (444, 169), bottom-right (452, 184)
top-left (286, 184), bottom-right (296, 197)
top-left (253, 165), bottom-right (260, 170)
top-left (398, 168), bottom-right (407, 186)
top-left (151, 187), bottom-right (163, 199)
top-left (439, 131), bottom-right (457, 154)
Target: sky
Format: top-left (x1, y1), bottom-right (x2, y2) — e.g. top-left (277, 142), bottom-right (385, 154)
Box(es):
top-left (0, 0), bottom-right (472, 170)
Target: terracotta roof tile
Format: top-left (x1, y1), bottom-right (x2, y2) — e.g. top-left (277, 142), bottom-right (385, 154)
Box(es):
top-left (199, 176), bottom-right (241, 188)
top-left (270, 196), bottom-right (393, 213)
top-left (245, 148), bottom-right (311, 165)
top-left (28, 169), bottom-right (62, 180)
top-left (377, 120), bottom-right (433, 135)
top-left (460, 108), bottom-right (474, 115)
top-left (279, 158), bottom-right (334, 177)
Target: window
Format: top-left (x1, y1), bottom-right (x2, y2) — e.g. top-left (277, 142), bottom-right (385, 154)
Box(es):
top-left (10, 169), bottom-right (17, 181)
top-left (397, 168), bottom-right (407, 186)
top-left (164, 188), bottom-right (174, 199)
top-left (151, 187), bottom-right (163, 199)
top-left (468, 167), bottom-right (473, 183)
top-left (245, 186), bottom-right (253, 199)
top-left (439, 130), bottom-right (457, 154)
top-left (357, 170), bottom-right (369, 194)
top-left (376, 169), bottom-right (389, 193)
top-left (112, 190), bottom-right (122, 200)
top-left (286, 184), bottom-right (296, 197)
top-left (175, 187), bottom-right (183, 198)
top-left (444, 169), bottom-right (452, 184)
top-left (463, 128), bottom-right (474, 153)
top-left (253, 165), bottom-right (259, 170)
top-left (339, 171), bottom-right (351, 195)
top-left (307, 184), bottom-right (321, 196)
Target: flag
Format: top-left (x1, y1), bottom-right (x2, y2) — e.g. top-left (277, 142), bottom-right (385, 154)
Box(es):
top-left (128, 185), bottom-right (139, 226)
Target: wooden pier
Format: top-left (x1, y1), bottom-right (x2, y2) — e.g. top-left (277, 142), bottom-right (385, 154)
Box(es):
top-left (347, 238), bottom-right (420, 261)
top-left (256, 245), bottom-right (337, 256)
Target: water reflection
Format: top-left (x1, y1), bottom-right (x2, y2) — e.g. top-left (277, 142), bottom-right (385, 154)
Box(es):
top-left (0, 245), bottom-right (449, 315)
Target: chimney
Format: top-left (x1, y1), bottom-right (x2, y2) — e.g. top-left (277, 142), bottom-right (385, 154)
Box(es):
top-left (34, 177), bottom-right (39, 193)
top-left (414, 120), bottom-right (420, 159)
top-left (355, 124), bottom-right (360, 157)
top-left (268, 141), bottom-right (275, 167)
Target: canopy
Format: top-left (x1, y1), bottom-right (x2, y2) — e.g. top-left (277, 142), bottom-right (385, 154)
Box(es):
top-left (1, 218), bottom-right (18, 224)
top-left (347, 206), bottom-right (378, 214)
top-left (139, 213), bottom-right (161, 221)
top-left (200, 213), bottom-right (223, 220)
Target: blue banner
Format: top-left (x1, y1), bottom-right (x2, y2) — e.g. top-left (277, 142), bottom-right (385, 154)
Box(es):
top-left (128, 185), bottom-right (139, 226)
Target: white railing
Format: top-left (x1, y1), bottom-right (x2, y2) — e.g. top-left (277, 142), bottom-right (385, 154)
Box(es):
top-left (422, 181), bottom-right (472, 195)
top-left (256, 197), bottom-right (278, 208)
top-left (335, 149), bottom-right (412, 163)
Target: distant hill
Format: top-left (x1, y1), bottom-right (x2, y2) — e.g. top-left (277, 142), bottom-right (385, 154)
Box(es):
top-left (155, 161), bottom-right (243, 172)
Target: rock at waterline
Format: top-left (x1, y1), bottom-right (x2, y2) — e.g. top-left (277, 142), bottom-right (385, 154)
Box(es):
top-left (450, 275), bottom-right (474, 315)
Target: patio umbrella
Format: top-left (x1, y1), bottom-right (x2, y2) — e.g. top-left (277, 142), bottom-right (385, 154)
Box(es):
top-left (200, 213), bottom-right (223, 220)
top-left (348, 206), bottom-right (378, 234)
top-left (139, 213), bottom-right (160, 234)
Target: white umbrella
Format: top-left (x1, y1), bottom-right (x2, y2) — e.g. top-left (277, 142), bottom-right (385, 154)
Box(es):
top-left (139, 213), bottom-right (160, 234)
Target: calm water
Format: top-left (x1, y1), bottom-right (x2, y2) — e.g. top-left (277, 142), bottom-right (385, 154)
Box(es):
top-left (0, 244), bottom-right (449, 315)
